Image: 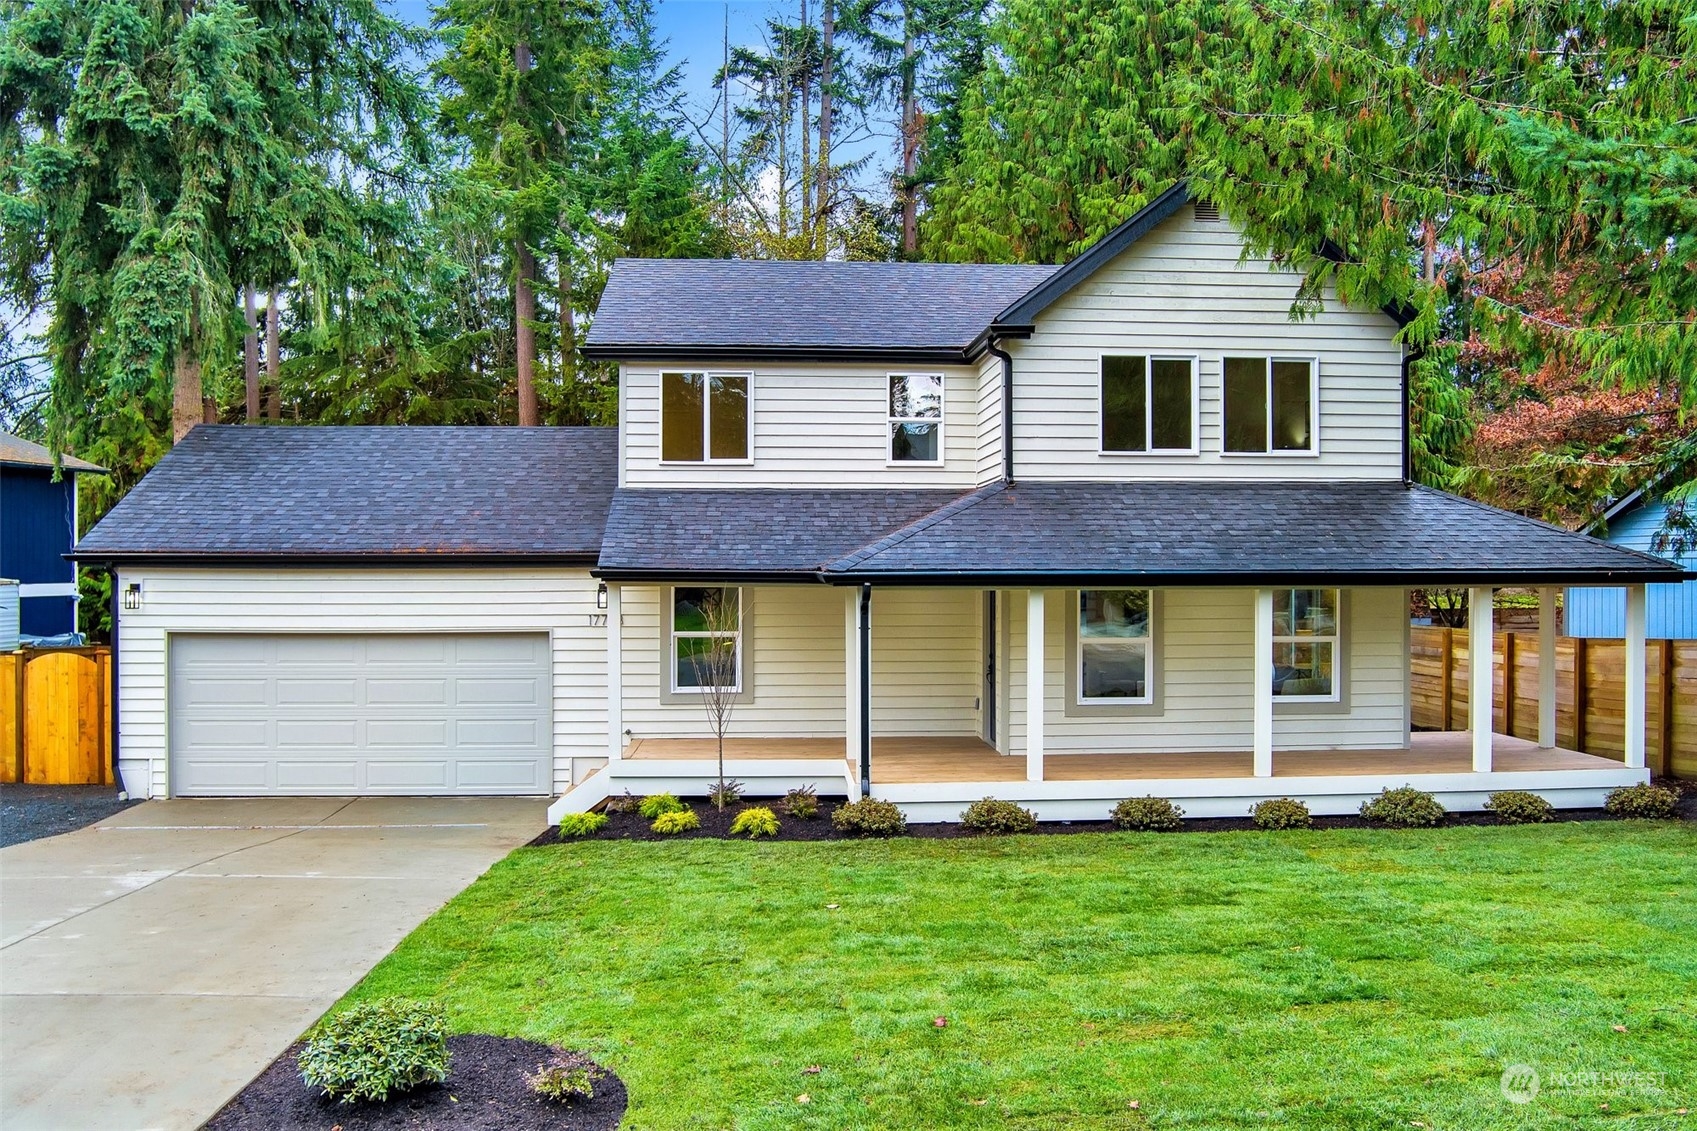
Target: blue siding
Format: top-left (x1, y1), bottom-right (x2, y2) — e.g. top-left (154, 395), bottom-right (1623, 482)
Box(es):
top-left (1566, 499), bottom-right (1697, 638)
top-left (0, 464), bottom-right (80, 637)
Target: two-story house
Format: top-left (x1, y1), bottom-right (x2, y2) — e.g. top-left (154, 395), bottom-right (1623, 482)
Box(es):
top-left (75, 184), bottom-right (1680, 819)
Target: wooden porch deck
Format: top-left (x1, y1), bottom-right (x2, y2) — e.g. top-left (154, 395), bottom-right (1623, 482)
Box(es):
top-left (622, 732), bottom-right (1622, 783)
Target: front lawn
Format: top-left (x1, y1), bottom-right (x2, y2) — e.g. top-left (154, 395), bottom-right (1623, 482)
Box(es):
top-left (349, 823), bottom-right (1695, 1129)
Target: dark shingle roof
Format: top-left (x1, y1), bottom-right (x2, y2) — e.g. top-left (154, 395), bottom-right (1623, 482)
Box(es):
top-left (1, 431), bottom-right (105, 473)
top-left (582, 259), bottom-right (1059, 361)
top-left (824, 481), bottom-right (1684, 584)
top-left (597, 487), bottom-right (969, 576)
top-left (75, 426), bottom-right (616, 562)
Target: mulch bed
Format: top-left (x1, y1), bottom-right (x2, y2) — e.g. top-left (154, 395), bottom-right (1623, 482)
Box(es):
top-left (0, 783), bottom-right (140, 848)
top-left (205, 1035), bottom-right (625, 1131)
top-left (527, 778), bottom-right (1695, 846)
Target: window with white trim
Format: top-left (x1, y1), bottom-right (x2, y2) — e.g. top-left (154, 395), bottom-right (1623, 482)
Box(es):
top-left (1078, 589), bottom-right (1152, 703)
top-left (1271, 587), bottom-right (1339, 700)
top-left (1223, 357), bottom-right (1315, 453)
top-left (671, 586), bottom-right (741, 692)
top-left (1101, 355), bottom-right (1195, 453)
top-left (888, 374), bottom-right (943, 462)
top-left (661, 372), bottom-right (750, 462)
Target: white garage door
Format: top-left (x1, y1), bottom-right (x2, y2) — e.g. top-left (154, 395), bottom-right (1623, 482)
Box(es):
top-left (169, 633), bottom-right (552, 796)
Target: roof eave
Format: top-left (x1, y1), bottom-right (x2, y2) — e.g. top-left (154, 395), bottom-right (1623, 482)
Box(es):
top-left (70, 551), bottom-right (604, 569)
top-left (821, 566), bottom-right (1690, 587)
top-left (580, 343), bottom-right (974, 365)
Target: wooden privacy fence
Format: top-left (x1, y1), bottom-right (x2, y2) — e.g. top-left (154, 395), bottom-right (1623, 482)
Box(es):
top-left (1411, 626), bottom-right (1695, 780)
top-left (0, 647), bottom-right (115, 786)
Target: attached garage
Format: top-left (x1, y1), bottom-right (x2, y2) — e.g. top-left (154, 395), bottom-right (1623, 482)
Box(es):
top-left (170, 633), bottom-right (552, 796)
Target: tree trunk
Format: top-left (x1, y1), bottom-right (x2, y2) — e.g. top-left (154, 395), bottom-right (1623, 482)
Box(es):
top-left (900, 15), bottom-right (918, 255)
top-left (515, 241), bottom-right (539, 425)
top-left (799, 0), bottom-right (810, 254)
top-left (243, 284), bottom-right (260, 421)
top-left (265, 288), bottom-right (282, 420)
top-left (817, 0), bottom-right (833, 250)
top-left (558, 247), bottom-right (575, 385)
top-left (171, 321), bottom-right (202, 442)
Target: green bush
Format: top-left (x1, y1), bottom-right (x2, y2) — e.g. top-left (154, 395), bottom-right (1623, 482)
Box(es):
top-left (604, 790), bottom-right (641, 814)
top-left (297, 999), bottom-right (450, 1104)
top-left (1112, 796), bottom-right (1185, 831)
top-left (1485, 790), bottom-right (1555, 825)
top-left (782, 784), bottom-right (821, 820)
top-left (651, 808), bottom-right (700, 835)
top-left (556, 812), bottom-right (608, 838)
top-left (831, 798), bottom-right (908, 837)
top-left (1251, 797), bottom-right (1313, 830)
top-left (1359, 786), bottom-right (1446, 828)
top-left (729, 806), bottom-right (781, 838)
top-left (1604, 783), bottom-right (1680, 819)
top-left (527, 1052), bottom-right (604, 1103)
top-left (960, 797), bottom-right (1038, 834)
top-left (639, 793), bottom-right (686, 820)
top-left (707, 779), bottom-right (744, 809)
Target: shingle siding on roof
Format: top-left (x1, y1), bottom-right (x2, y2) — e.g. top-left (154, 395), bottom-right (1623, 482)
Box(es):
top-left (584, 259), bottom-right (1057, 357)
top-left (76, 426), bottom-right (617, 560)
top-left (0, 430), bottom-right (105, 472)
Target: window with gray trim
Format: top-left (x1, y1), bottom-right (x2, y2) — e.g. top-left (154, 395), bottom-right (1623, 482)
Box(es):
top-left (1078, 589), bottom-right (1153, 703)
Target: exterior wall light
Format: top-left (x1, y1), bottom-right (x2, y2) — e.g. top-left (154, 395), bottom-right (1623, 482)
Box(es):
top-left (123, 582), bottom-right (142, 611)
top-left (596, 582), bottom-right (608, 610)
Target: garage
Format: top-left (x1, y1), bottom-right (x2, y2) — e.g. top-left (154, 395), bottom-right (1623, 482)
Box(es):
top-left (169, 632), bottom-right (553, 796)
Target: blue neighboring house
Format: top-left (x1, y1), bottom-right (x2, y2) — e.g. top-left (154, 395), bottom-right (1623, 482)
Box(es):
top-left (1, 431), bottom-right (107, 640)
top-left (1566, 477), bottom-right (1697, 639)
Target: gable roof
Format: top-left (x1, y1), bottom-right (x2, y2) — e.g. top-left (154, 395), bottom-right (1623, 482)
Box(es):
top-left (74, 425), bottom-right (617, 564)
top-left (583, 259), bottom-right (1059, 364)
top-left (1, 431), bottom-right (106, 474)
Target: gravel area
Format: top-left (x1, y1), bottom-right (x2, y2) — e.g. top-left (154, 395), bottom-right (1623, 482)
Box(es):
top-left (0, 783), bottom-right (139, 848)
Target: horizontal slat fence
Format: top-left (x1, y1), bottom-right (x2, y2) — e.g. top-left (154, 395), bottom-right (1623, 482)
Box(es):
top-left (1411, 626), bottom-right (1693, 780)
top-left (0, 647), bottom-right (115, 786)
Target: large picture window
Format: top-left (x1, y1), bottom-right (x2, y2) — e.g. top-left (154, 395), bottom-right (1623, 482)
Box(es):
top-left (661, 372), bottom-right (750, 462)
top-left (1101, 356), bottom-right (1195, 453)
top-left (1078, 589), bottom-right (1152, 703)
top-left (889, 374), bottom-right (943, 462)
top-left (1271, 588), bottom-right (1338, 700)
top-left (1223, 357), bottom-right (1315, 453)
top-left (671, 586), bottom-right (741, 693)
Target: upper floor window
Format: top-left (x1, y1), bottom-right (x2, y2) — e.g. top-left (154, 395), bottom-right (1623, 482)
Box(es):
top-left (1223, 357), bottom-right (1316, 454)
top-left (1078, 589), bottom-right (1153, 703)
top-left (661, 372), bottom-right (750, 462)
top-left (889, 374), bottom-right (943, 462)
top-left (1100, 355), bottom-right (1196, 453)
top-left (672, 586), bottom-right (742, 693)
top-left (1272, 587), bottom-right (1338, 701)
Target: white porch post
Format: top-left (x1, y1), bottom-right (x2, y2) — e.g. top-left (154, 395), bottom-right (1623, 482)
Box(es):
top-left (844, 588), bottom-right (863, 800)
top-left (1469, 586), bottom-right (1494, 771)
top-left (1625, 583), bottom-right (1648, 769)
top-left (1025, 589), bottom-right (1045, 782)
top-left (606, 582), bottom-right (622, 764)
top-left (1538, 585), bottom-right (1558, 748)
top-left (1253, 588), bottom-right (1273, 777)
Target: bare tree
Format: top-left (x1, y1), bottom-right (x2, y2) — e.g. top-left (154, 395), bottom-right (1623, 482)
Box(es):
top-left (684, 587), bottom-right (743, 807)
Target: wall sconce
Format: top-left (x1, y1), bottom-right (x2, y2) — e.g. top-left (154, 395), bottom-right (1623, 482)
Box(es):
top-left (596, 582), bottom-right (608, 610)
top-left (122, 582), bottom-right (142, 611)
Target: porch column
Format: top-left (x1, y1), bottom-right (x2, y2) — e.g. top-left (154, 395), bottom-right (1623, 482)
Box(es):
top-left (858, 584), bottom-right (873, 794)
top-left (606, 582), bottom-right (622, 764)
top-left (1625, 583), bottom-right (1648, 769)
top-left (1253, 588), bottom-right (1273, 777)
top-left (845, 587), bottom-right (863, 800)
top-left (1025, 588), bottom-right (1044, 782)
top-left (1469, 586), bottom-right (1494, 771)
top-left (1538, 586), bottom-right (1558, 748)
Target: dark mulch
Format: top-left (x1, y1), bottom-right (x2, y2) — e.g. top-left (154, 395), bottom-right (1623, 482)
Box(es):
top-left (529, 777), bottom-right (1697, 847)
top-left (205, 1035), bottom-right (625, 1131)
top-left (0, 783), bottom-right (139, 848)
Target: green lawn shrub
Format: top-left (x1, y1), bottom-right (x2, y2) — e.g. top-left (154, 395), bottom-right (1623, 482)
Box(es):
top-left (1111, 796), bottom-right (1184, 831)
top-left (1359, 786), bottom-right (1446, 828)
top-left (1251, 797), bottom-right (1313, 830)
top-left (729, 806), bottom-right (781, 838)
top-left (1484, 790), bottom-right (1555, 825)
top-left (297, 999), bottom-right (450, 1104)
top-left (651, 808), bottom-right (701, 835)
top-left (557, 812), bottom-right (608, 838)
top-left (960, 797), bottom-right (1038, 834)
top-left (1605, 783), bottom-right (1680, 819)
top-left (831, 798), bottom-right (908, 838)
top-left (639, 793), bottom-right (687, 820)
top-left (527, 1052), bottom-right (604, 1103)
top-left (782, 784), bottom-right (820, 819)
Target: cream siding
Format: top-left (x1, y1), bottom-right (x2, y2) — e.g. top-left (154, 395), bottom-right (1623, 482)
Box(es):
top-left (974, 350), bottom-right (1005, 485)
top-left (619, 363), bottom-right (981, 487)
top-left (114, 568), bottom-right (607, 799)
top-left (1009, 209), bottom-right (1406, 481)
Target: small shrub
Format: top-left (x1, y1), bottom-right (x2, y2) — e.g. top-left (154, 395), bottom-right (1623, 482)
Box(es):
top-left (1485, 790), bottom-right (1555, 825)
top-left (604, 790), bottom-right (640, 814)
top-left (639, 792), bottom-right (686, 820)
top-left (1359, 786), bottom-right (1446, 828)
top-left (1112, 796), bottom-right (1185, 831)
top-left (707, 778), bottom-right (744, 809)
top-left (831, 798), bottom-right (908, 837)
top-left (729, 806), bottom-right (781, 838)
top-left (782, 784), bottom-right (821, 820)
top-left (297, 999), bottom-right (450, 1104)
top-left (651, 808), bottom-right (700, 835)
top-left (556, 811), bottom-right (608, 838)
top-left (960, 796), bottom-right (1038, 835)
top-left (527, 1051), bottom-right (604, 1103)
top-left (1605, 783), bottom-right (1680, 819)
top-left (1251, 797), bottom-right (1313, 830)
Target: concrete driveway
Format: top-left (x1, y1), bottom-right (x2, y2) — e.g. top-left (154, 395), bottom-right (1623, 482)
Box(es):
top-left (0, 796), bottom-right (545, 1131)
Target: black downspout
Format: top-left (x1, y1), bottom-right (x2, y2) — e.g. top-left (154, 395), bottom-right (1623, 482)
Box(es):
top-left (988, 337), bottom-right (1014, 484)
top-left (107, 567), bottom-right (123, 797)
top-left (1401, 349), bottom-right (1413, 486)
top-left (858, 582), bottom-right (872, 796)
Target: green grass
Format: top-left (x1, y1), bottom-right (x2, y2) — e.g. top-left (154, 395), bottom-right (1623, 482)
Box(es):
top-left (350, 824), bottom-right (1696, 1129)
